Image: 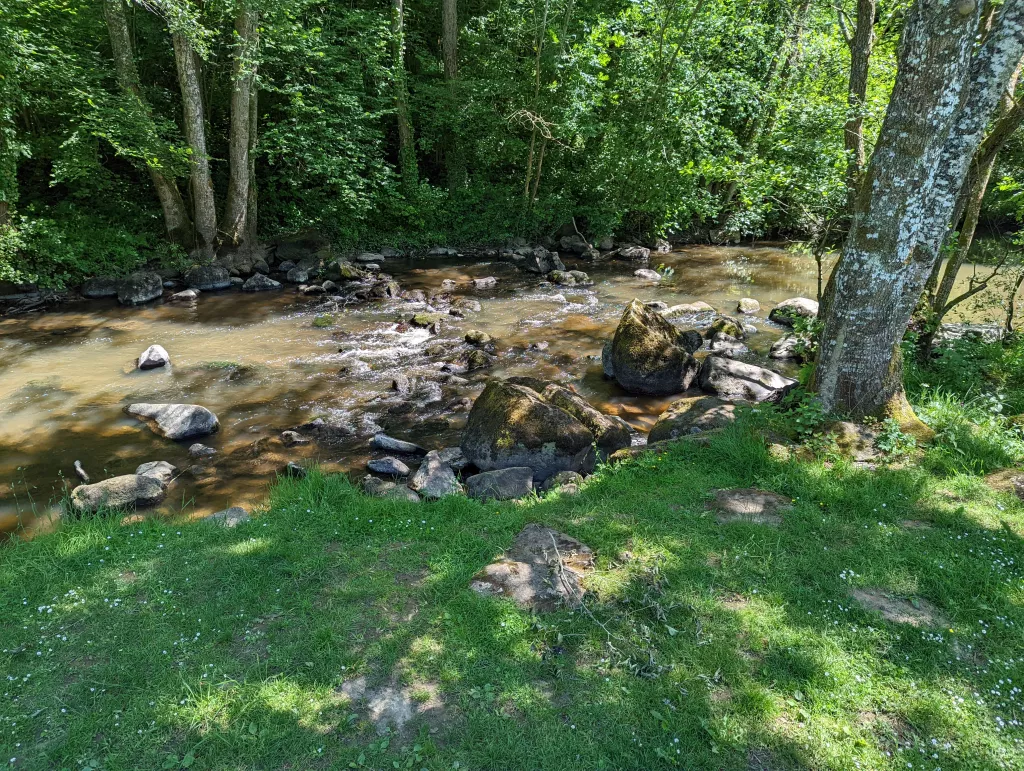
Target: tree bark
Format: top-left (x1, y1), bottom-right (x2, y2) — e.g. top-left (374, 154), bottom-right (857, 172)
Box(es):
top-left (843, 0), bottom-right (876, 211)
top-left (813, 0), bottom-right (1024, 420)
top-left (441, 0), bottom-right (466, 190)
top-left (392, 0), bottom-right (418, 190)
top-left (103, 0), bottom-right (193, 249)
top-left (245, 87), bottom-right (258, 247)
top-left (172, 32), bottom-right (217, 259)
top-left (221, 4), bottom-right (257, 252)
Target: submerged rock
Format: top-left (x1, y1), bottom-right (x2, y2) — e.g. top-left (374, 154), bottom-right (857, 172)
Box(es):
top-left (117, 272), bottom-right (163, 306)
top-left (70, 474), bottom-right (165, 513)
top-left (768, 297), bottom-right (818, 327)
top-left (169, 288), bottom-right (200, 302)
top-left (409, 450), bottom-right (461, 498)
top-left (648, 396), bottom-right (740, 442)
top-left (698, 357), bottom-right (797, 403)
top-left (189, 443), bottom-right (217, 458)
top-left (126, 403), bottom-right (220, 440)
top-left (137, 344), bottom-right (170, 370)
top-left (465, 467), bottom-right (534, 501)
top-left (611, 299), bottom-right (699, 395)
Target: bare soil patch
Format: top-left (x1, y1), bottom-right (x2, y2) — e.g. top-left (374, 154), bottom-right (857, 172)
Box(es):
top-left (708, 488), bottom-right (792, 525)
top-left (850, 589), bottom-right (947, 628)
top-left (338, 676), bottom-right (448, 737)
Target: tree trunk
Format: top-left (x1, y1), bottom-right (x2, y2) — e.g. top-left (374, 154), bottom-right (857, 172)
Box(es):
top-left (221, 4), bottom-right (257, 252)
top-left (245, 87), bottom-right (258, 247)
top-left (813, 0), bottom-right (1024, 420)
top-left (103, 0), bottom-right (193, 249)
top-left (392, 0), bottom-right (417, 190)
top-left (172, 32), bottom-right (217, 260)
top-left (441, 0), bottom-right (466, 190)
top-left (843, 0), bottom-right (876, 211)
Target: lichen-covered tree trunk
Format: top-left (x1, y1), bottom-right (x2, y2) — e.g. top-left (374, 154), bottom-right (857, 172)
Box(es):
top-left (441, 0), bottom-right (466, 191)
top-left (103, 0), bottom-right (193, 250)
top-left (392, 0), bottom-right (417, 190)
top-left (843, 0), bottom-right (875, 210)
top-left (222, 4), bottom-right (257, 251)
top-left (245, 87), bottom-right (258, 248)
top-left (172, 32), bottom-right (217, 260)
top-left (813, 0), bottom-right (1024, 420)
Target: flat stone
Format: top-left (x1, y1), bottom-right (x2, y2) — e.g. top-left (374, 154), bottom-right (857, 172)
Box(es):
top-left (169, 288), bottom-right (200, 302)
top-left (135, 460), bottom-right (177, 487)
top-left (189, 443), bottom-right (217, 458)
top-left (204, 506), bottom-right (250, 527)
top-left (698, 356), bottom-right (797, 403)
top-left (70, 474), bottom-right (166, 513)
top-left (465, 467), bottom-right (534, 501)
top-left (126, 403), bottom-right (220, 440)
top-left (137, 344), bottom-right (170, 370)
top-left (368, 457), bottom-right (411, 476)
top-left (708, 488), bottom-right (792, 525)
top-left (370, 433), bottom-right (426, 455)
top-left (648, 396), bottom-right (740, 442)
top-left (661, 301), bottom-right (715, 317)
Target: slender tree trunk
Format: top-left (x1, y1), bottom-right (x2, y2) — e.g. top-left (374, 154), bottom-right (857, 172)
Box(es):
top-left (530, 137), bottom-right (547, 201)
top-left (172, 32), bottom-right (217, 259)
top-left (245, 87), bottom-right (258, 247)
top-left (813, 0), bottom-right (1024, 421)
top-left (392, 0), bottom-right (417, 190)
top-left (103, 0), bottom-right (193, 249)
top-left (843, 0), bottom-right (876, 211)
top-left (523, 0), bottom-right (550, 201)
top-left (441, 0), bottom-right (466, 190)
top-left (222, 4), bottom-right (257, 251)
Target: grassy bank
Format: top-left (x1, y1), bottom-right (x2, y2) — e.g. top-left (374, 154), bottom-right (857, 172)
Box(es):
top-left (2, 416), bottom-right (1024, 770)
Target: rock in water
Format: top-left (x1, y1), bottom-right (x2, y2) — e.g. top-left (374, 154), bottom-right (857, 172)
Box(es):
top-left (203, 507), bottom-right (250, 527)
top-left (698, 356), bottom-right (797, 403)
top-left (117, 272), bottom-right (163, 306)
top-left (617, 245), bottom-right (651, 261)
top-left (126, 403), bottom-right (220, 440)
top-left (648, 396), bottom-right (740, 442)
top-left (368, 457), bottom-right (411, 476)
top-left (708, 332), bottom-right (749, 358)
top-left (370, 433), bottom-right (426, 455)
top-left (706, 315), bottom-right (745, 340)
top-left (465, 467), bottom-right (534, 501)
top-left (611, 299), bottom-right (700, 395)
top-left (286, 267), bottom-right (310, 284)
top-left (769, 334), bottom-right (804, 360)
top-left (408, 451), bottom-right (461, 498)
top-left (81, 277), bottom-right (119, 299)
top-left (768, 297), bottom-right (818, 327)
top-left (242, 273), bottom-right (282, 292)
top-left (135, 460), bottom-right (177, 487)
top-left (137, 344), bottom-right (170, 370)
top-left (184, 264), bottom-right (231, 291)
top-left (461, 380), bottom-right (595, 482)
top-left (71, 474), bottom-right (166, 513)
top-left (169, 288), bottom-right (200, 302)
top-left (189, 443), bottom-right (217, 458)
top-left (737, 298), bottom-right (760, 314)
top-left (469, 523), bottom-right (594, 611)
top-left (541, 384), bottom-right (631, 456)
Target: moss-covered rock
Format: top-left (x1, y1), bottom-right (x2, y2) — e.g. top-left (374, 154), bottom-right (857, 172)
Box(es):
top-left (542, 384), bottom-right (632, 456)
top-left (648, 396), bottom-right (740, 442)
top-left (705, 315), bottom-right (744, 340)
top-left (611, 299), bottom-right (699, 395)
top-left (461, 380), bottom-right (595, 482)
top-left (768, 297), bottom-right (818, 327)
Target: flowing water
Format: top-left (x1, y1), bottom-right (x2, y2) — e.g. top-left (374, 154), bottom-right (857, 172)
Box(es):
top-left (0, 243), bottom-right (982, 538)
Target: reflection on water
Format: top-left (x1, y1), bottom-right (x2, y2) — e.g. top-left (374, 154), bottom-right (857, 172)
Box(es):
top-left (0, 243), bottom-right (989, 537)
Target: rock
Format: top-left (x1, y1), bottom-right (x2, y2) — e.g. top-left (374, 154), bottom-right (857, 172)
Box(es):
top-left (278, 260), bottom-right (297, 272)
top-left (465, 330), bottom-right (492, 346)
top-left (646, 301), bottom-right (668, 311)
top-left (611, 299), bottom-right (700, 395)
top-left (827, 421), bottom-right (879, 461)
top-left (355, 251), bottom-right (383, 263)
top-left (651, 238), bottom-right (671, 253)
top-left (661, 301), bottom-right (716, 318)
top-left (391, 373), bottom-right (412, 394)
top-left (437, 446), bottom-right (470, 471)
top-left (185, 264), bottom-right (232, 291)
top-left (559, 234), bottom-right (591, 253)
top-left (617, 245), bottom-right (651, 262)
top-left (466, 349), bottom-right (493, 370)
top-left (381, 246), bottom-right (403, 258)
top-left (698, 357), bottom-right (797, 403)
top-left (203, 506), bottom-right (250, 527)
top-left (522, 249), bottom-right (565, 274)
top-left (708, 332), bottom-right (749, 358)
top-left (568, 270), bottom-right (592, 285)
top-left (541, 384), bottom-right (631, 456)
top-left (634, 268), bottom-right (661, 281)
top-left (137, 344), bottom-right (170, 370)
top-left (706, 315), bottom-right (745, 340)
top-left (325, 261), bottom-right (368, 282)
top-left (284, 462), bottom-right (307, 478)
top-left (280, 430), bottom-right (310, 447)
top-left (452, 297), bottom-right (481, 313)
top-left (542, 470), bottom-right (584, 495)
top-left (368, 457), bottom-right (411, 476)
top-left (768, 297), bottom-right (818, 327)
top-left (472, 276), bottom-right (497, 289)
top-left (321, 280), bottom-right (338, 292)
top-left (229, 277), bottom-right (244, 288)
top-left (117, 272), bottom-right (163, 306)
top-left (548, 270), bottom-right (576, 286)
top-left (189, 443), bottom-right (217, 458)
top-left (70, 474), bottom-right (166, 513)
top-left (410, 312), bottom-right (445, 328)
top-left (286, 267), bottom-right (310, 284)
top-left (371, 433), bottom-right (426, 455)
top-left (737, 298), bottom-right (760, 314)
top-left (469, 523), bottom-right (594, 611)
top-left (134, 461), bottom-right (177, 487)
top-left (409, 450), bottom-right (461, 498)
top-left (598, 236), bottom-right (615, 251)
top-left (649, 396), bottom-right (740, 442)
top-left (769, 334), bottom-right (804, 360)
top-left (301, 284), bottom-right (325, 296)
top-left (708, 488), bottom-right (792, 525)
top-left (81, 277), bottom-right (119, 299)
top-left (169, 288), bottom-right (200, 302)
top-left (242, 273), bottom-right (282, 291)
top-left (126, 403), bottom-right (220, 440)
top-left (384, 486), bottom-right (422, 503)
top-left (465, 467), bottom-right (534, 501)
top-left (601, 341), bottom-right (615, 378)
top-left (678, 329), bottom-right (704, 354)
top-left (253, 258), bottom-right (271, 274)
top-left (461, 380), bottom-right (595, 482)
top-left (427, 246), bottom-right (458, 257)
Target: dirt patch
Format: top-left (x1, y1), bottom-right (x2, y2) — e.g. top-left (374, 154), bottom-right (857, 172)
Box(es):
top-left (850, 589), bottom-right (947, 628)
top-left (746, 747), bottom-right (781, 770)
top-left (469, 523), bottom-right (594, 611)
top-left (338, 676), bottom-right (447, 737)
top-left (720, 592), bottom-right (749, 611)
top-left (708, 488), bottom-right (792, 525)
top-left (710, 686), bottom-right (733, 704)
top-left (984, 468), bottom-right (1024, 498)
top-left (899, 519), bottom-right (932, 530)
top-left (861, 711), bottom-right (915, 755)
top-left (395, 568), bottom-right (429, 587)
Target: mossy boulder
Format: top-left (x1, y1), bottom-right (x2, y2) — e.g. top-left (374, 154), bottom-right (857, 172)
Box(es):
top-left (768, 297), bottom-right (818, 327)
top-left (611, 299), bottom-right (700, 395)
top-left (648, 396), bottom-right (740, 442)
top-left (706, 315), bottom-right (745, 340)
top-left (542, 384), bottom-right (631, 456)
top-left (461, 380), bottom-right (595, 482)
top-left (117, 272), bottom-right (163, 306)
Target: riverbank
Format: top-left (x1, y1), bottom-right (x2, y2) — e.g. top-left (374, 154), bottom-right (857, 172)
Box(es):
top-left (2, 413), bottom-right (1023, 770)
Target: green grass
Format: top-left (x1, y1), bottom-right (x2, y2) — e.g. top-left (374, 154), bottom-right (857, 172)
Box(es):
top-left (2, 423), bottom-right (1024, 770)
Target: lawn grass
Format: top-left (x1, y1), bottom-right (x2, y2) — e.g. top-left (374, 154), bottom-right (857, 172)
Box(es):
top-left (2, 422), bottom-right (1023, 770)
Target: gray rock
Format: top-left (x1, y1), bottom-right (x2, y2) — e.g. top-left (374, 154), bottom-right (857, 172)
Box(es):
top-left (383, 486), bottom-right (422, 503)
top-left (81, 277), bottom-right (119, 299)
top-left (189, 443), bottom-right (217, 458)
top-left (253, 258), bottom-right (271, 274)
top-left (137, 344), bottom-right (170, 370)
top-left (768, 297), bottom-right (818, 327)
top-left (368, 457), bottom-right (411, 476)
top-left (169, 288), bottom-right (200, 302)
top-left (465, 330), bottom-right (492, 346)
top-left (126, 403), bottom-right (220, 440)
top-left (286, 267), bottom-right (310, 284)
top-left (437, 446), bottom-right (470, 471)
top-left (617, 245), bottom-right (651, 262)
top-left (117, 272), bottom-right (163, 306)
top-left (280, 430), bottom-right (310, 447)
top-left (466, 467), bottom-right (534, 501)
top-left (371, 433), bottom-right (426, 455)
top-left (601, 341), bottom-right (615, 378)
top-left (611, 299), bottom-right (700, 395)
top-left (634, 268), bottom-right (661, 281)
top-left (678, 329), bottom-right (704, 354)
top-left (661, 301), bottom-right (716, 318)
top-left (472, 276), bottom-right (498, 289)
top-left (70, 474), bottom-right (165, 513)
top-left (284, 462), bottom-right (307, 478)
top-left (737, 298), bottom-right (760, 314)
top-left (409, 450), bottom-right (461, 498)
top-left (321, 280), bottom-right (338, 292)
top-left (277, 260), bottom-right (296, 272)
top-left (185, 264), bottom-right (232, 291)
top-left (651, 238), bottom-right (671, 254)
top-left (559, 234), bottom-right (591, 254)
top-left (769, 334), bottom-right (804, 360)
top-left (541, 384), bottom-right (631, 456)
top-left (380, 246), bottom-right (403, 258)
top-left (648, 396), bottom-right (740, 442)
top-left (705, 315), bottom-right (745, 340)
top-left (598, 236), bottom-right (615, 251)
top-left (708, 332), bottom-right (749, 358)
top-left (242, 273), bottom-right (282, 292)
top-left (542, 470), bottom-right (584, 495)
top-left (698, 356), bottom-right (797, 403)
top-left (230, 277), bottom-right (245, 288)
top-left (708, 488), bottom-right (792, 525)
top-left (135, 460), bottom-right (177, 487)
top-left (355, 252), bottom-right (384, 263)
top-left (204, 506), bottom-right (250, 527)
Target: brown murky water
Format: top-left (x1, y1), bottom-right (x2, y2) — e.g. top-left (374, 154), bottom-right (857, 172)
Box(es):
top-left (0, 243), bottom-right (985, 538)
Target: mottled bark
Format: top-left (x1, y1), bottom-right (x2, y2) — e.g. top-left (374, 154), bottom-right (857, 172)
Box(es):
top-left (843, 0), bottom-right (876, 211)
top-left (172, 32), bottom-right (217, 259)
top-left (221, 4), bottom-right (257, 251)
top-left (814, 0), bottom-right (1024, 419)
top-left (103, 0), bottom-right (193, 249)
top-left (441, 0), bottom-right (466, 190)
top-left (392, 0), bottom-right (417, 190)
top-left (245, 87), bottom-right (258, 247)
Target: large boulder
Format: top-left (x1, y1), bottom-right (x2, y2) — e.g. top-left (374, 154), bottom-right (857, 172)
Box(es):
top-left (616, 245), bottom-right (651, 262)
top-left (242, 274), bottom-right (282, 292)
top-left (184, 264), bottom-right (232, 291)
top-left (698, 356), bottom-right (797, 403)
top-left (461, 380), bottom-right (595, 482)
top-left (648, 396), bottom-right (740, 442)
top-left (117, 272), bottom-right (163, 306)
top-left (541, 384), bottom-right (631, 456)
top-left (706, 315), bottom-right (745, 340)
top-left (81, 277), bottom-right (119, 299)
top-left (126, 403), bottom-right (220, 440)
top-left (611, 299), bottom-right (700, 395)
top-left (465, 467), bottom-right (534, 501)
top-left (70, 474), bottom-right (165, 513)
top-left (769, 297), bottom-right (818, 327)
top-left (408, 450), bottom-right (461, 499)
top-left (523, 249), bottom-right (565, 274)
